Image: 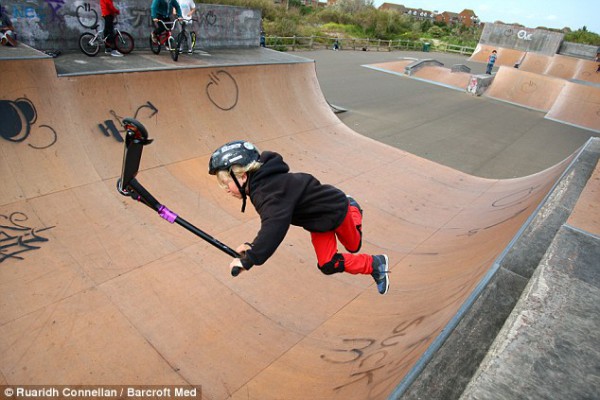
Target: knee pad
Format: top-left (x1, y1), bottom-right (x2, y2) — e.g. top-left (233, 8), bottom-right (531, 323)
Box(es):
top-left (319, 253), bottom-right (345, 275)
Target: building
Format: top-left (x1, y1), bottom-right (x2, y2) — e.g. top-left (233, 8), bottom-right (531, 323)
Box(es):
top-left (378, 3), bottom-right (479, 27)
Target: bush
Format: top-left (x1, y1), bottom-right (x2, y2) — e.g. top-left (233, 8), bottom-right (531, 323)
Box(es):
top-left (564, 28), bottom-right (600, 45)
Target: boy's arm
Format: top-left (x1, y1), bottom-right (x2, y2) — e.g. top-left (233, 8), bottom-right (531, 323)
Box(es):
top-left (240, 199), bottom-right (294, 270)
top-left (108, 0), bottom-right (120, 16)
top-left (150, 0), bottom-right (159, 19)
top-left (1, 16), bottom-right (13, 31)
top-left (172, 0), bottom-right (183, 17)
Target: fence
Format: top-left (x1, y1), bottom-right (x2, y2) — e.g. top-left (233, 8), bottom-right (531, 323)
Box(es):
top-left (263, 35), bottom-right (475, 55)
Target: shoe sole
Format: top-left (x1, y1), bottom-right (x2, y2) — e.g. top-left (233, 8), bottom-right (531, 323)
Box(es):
top-left (379, 255), bottom-right (390, 295)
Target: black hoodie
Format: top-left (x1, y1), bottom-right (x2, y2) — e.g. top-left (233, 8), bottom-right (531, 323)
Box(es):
top-left (240, 151), bottom-right (348, 270)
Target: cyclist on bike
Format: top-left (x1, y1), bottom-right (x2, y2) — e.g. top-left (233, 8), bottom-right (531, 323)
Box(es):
top-left (100, 0), bottom-right (123, 56)
top-left (0, 2), bottom-right (17, 47)
top-left (150, 0), bottom-right (182, 44)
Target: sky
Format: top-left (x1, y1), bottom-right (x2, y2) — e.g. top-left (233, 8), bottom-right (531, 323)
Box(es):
top-left (372, 0), bottom-right (600, 34)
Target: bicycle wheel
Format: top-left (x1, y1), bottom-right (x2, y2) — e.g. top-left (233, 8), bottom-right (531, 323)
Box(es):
top-left (115, 31), bottom-right (134, 54)
top-left (79, 32), bottom-right (100, 56)
top-left (150, 34), bottom-right (161, 54)
top-left (169, 36), bottom-right (178, 61)
top-left (190, 31), bottom-right (196, 51)
top-left (176, 31), bottom-right (188, 54)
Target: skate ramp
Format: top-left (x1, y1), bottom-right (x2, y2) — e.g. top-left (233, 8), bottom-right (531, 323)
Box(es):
top-left (0, 57), bottom-right (581, 399)
top-left (365, 60), bottom-right (472, 91)
top-left (409, 65), bottom-right (472, 90)
top-left (364, 59), bottom-right (415, 76)
top-left (546, 81), bottom-right (600, 133)
top-left (518, 52), bottom-right (554, 74)
top-left (469, 44), bottom-right (526, 68)
top-left (520, 53), bottom-right (600, 84)
top-left (484, 66), bottom-right (567, 112)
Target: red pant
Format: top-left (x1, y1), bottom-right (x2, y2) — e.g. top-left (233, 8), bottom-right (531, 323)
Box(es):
top-left (310, 203), bottom-right (373, 275)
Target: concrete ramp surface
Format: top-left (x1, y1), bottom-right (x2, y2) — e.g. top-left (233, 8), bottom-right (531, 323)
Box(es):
top-left (364, 60), bottom-right (472, 91)
top-left (0, 57), bottom-right (581, 399)
top-left (519, 52), bottom-right (600, 84)
top-left (484, 66), bottom-right (566, 112)
top-left (546, 81), bottom-right (600, 133)
top-left (469, 44), bottom-right (525, 68)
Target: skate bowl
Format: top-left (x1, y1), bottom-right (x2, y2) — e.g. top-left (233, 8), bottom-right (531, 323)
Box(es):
top-left (1, 50), bottom-right (599, 400)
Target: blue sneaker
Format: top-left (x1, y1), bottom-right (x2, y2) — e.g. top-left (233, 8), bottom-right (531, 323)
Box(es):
top-left (347, 195), bottom-right (363, 253)
top-left (371, 255), bottom-right (390, 295)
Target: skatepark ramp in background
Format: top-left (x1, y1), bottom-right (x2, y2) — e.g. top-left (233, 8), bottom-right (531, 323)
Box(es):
top-left (546, 81), bottom-right (600, 133)
top-left (519, 52), bottom-right (600, 84)
top-left (469, 44), bottom-right (526, 68)
top-left (483, 66), bottom-right (600, 132)
top-left (1, 53), bottom-right (599, 400)
top-left (483, 66), bottom-right (567, 112)
top-left (364, 59), bottom-right (474, 91)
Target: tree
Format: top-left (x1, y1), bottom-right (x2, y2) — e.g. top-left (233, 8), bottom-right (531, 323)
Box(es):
top-left (332, 0), bottom-right (374, 14)
top-left (428, 25), bottom-right (444, 38)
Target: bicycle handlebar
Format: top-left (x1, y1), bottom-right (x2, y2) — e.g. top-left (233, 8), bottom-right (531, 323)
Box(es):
top-left (155, 18), bottom-right (183, 31)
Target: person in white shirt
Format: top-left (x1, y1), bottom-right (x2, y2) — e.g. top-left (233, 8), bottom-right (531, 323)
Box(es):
top-left (178, 0), bottom-right (196, 53)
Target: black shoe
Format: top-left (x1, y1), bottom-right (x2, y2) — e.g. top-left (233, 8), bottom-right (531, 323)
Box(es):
top-left (371, 255), bottom-right (390, 295)
top-left (347, 195), bottom-right (363, 253)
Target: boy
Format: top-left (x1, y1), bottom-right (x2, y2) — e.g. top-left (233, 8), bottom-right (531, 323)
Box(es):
top-left (177, 0), bottom-right (195, 53)
top-left (100, 0), bottom-right (123, 56)
top-left (208, 141), bottom-right (390, 295)
top-left (0, 3), bottom-right (16, 47)
top-left (150, 0), bottom-right (182, 44)
top-left (486, 49), bottom-right (497, 74)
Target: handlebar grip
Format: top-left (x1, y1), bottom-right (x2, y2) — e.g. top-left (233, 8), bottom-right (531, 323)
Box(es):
top-left (231, 266), bottom-right (243, 277)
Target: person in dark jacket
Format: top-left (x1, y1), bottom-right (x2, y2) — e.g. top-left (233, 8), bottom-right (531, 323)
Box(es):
top-left (150, 0), bottom-right (182, 43)
top-left (0, 2), bottom-right (17, 47)
top-left (209, 140), bottom-right (390, 295)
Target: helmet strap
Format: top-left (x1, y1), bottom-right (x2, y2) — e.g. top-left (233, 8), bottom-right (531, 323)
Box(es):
top-left (230, 171), bottom-right (248, 213)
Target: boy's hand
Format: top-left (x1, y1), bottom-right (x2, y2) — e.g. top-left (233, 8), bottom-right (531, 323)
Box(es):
top-left (236, 243), bottom-right (252, 254)
top-left (230, 243), bottom-right (251, 276)
top-left (230, 258), bottom-right (244, 275)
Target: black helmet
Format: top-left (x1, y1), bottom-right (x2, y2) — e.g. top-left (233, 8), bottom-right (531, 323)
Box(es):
top-left (208, 140), bottom-right (260, 175)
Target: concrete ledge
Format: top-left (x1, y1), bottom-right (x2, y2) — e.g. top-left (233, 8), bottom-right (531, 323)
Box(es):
top-left (405, 59), bottom-right (444, 75)
top-left (0, 42), bottom-right (49, 60)
top-left (461, 224), bottom-right (600, 399)
top-left (466, 74), bottom-right (495, 96)
top-left (451, 64), bottom-right (471, 73)
top-left (394, 138), bottom-right (600, 400)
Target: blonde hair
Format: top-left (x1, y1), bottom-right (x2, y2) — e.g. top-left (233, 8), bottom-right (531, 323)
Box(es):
top-left (216, 161), bottom-right (262, 189)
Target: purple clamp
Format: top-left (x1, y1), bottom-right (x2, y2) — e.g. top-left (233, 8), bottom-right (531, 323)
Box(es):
top-left (158, 205), bottom-right (178, 223)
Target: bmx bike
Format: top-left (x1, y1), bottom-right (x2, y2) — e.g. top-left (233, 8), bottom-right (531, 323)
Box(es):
top-left (150, 19), bottom-right (183, 61)
top-left (175, 18), bottom-right (197, 55)
top-left (78, 19), bottom-right (134, 57)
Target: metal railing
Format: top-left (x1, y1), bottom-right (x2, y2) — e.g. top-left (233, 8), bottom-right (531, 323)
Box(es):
top-left (262, 35), bottom-right (475, 55)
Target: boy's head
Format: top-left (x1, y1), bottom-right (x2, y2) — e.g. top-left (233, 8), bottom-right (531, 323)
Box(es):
top-left (492, 50), bottom-right (497, 54)
top-left (209, 140), bottom-right (261, 211)
top-left (209, 140), bottom-right (260, 176)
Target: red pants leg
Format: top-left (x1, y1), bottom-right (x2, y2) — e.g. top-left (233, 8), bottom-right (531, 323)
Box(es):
top-left (311, 204), bottom-right (372, 275)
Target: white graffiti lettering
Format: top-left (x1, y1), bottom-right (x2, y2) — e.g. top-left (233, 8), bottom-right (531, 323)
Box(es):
top-left (517, 30), bottom-right (533, 41)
